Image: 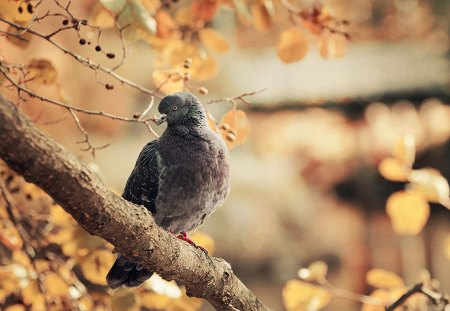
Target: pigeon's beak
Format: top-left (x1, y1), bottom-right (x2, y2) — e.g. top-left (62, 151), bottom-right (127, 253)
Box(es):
top-left (155, 114), bottom-right (167, 126)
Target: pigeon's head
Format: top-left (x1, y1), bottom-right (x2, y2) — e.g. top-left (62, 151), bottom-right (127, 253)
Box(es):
top-left (156, 92), bottom-right (206, 126)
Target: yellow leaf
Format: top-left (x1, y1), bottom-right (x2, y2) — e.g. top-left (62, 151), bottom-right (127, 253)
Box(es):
top-left (80, 250), bottom-right (115, 286)
top-left (199, 28), bottom-right (230, 53)
top-left (191, 0), bottom-right (219, 22)
top-left (393, 135), bottom-right (415, 167)
top-left (408, 169), bottom-right (450, 203)
top-left (378, 157), bottom-right (410, 182)
top-left (89, 3), bottom-right (116, 28)
top-left (191, 54), bottom-right (219, 82)
top-left (175, 7), bottom-right (194, 26)
top-left (444, 234), bottom-right (450, 260)
top-left (5, 26), bottom-right (32, 48)
top-left (277, 27), bottom-right (308, 63)
top-left (166, 287), bottom-right (203, 311)
top-left (190, 232), bottom-right (215, 255)
top-left (298, 261), bottom-right (328, 282)
top-left (318, 33), bottom-right (346, 59)
top-left (0, 0), bottom-right (34, 22)
top-left (251, 3), bottom-right (271, 32)
top-left (140, 292), bottom-right (172, 309)
top-left (152, 69), bottom-right (184, 95)
top-left (361, 289), bottom-right (390, 311)
top-left (386, 191), bottom-right (430, 235)
top-left (282, 280), bottom-right (331, 311)
top-left (367, 269), bottom-right (404, 290)
top-left (219, 109), bottom-right (252, 149)
top-left (43, 273), bottom-right (69, 296)
top-left (4, 305), bottom-right (26, 311)
top-left (26, 59), bottom-right (57, 85)
top-left (22, 281), bottom-right (46, 310)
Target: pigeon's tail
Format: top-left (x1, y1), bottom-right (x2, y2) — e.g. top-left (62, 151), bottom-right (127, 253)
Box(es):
top-left (106, 255), bottom-right (153, 289)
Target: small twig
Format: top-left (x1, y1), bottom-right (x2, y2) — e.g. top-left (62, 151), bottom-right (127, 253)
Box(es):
top-left (0, 66), bottom-right (158, 133)
top-left (386, 283), bottom-right (449, 311)
top-left (0, 17), bottom-right (159, 98)
top-left (317, 278), bottom-right (383, 306)
top-left (138, 96), bottom-right (155, 121)
top-left (206, 89), bottom-right (266, 108)
top-left (69, 108), bottom-right (110, 157)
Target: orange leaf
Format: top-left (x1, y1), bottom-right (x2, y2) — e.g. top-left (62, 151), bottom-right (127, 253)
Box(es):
top-left (191, 0), bottom-right (219, 22)
top-left (366, 269), bottom-right (405, 289)
top-left (386, 191), bottom-right (430, 235)
top-left (199, 28), bottom-right (230, 53)
top-left (219, 110), bottom-right (251, 149)
top-left (26, 59), bottom-right (57, 85)
top-left (152, 70), bottom-right (184, 94)
top-left (408, 168), bottom-right (450, 203)
top-left (318, 33), bottom-right (346, 59)
top-left (251, 3), bottom-right (271, 32)
top-left (378, 157), bottom-right (410, 182)
top-left (282, 280), bottom-right (331, 311)
top-left (277, 27), bottom-right (308, 63)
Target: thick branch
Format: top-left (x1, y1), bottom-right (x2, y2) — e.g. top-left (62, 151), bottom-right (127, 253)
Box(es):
top-left (0, 95), bottom-right (271, 311)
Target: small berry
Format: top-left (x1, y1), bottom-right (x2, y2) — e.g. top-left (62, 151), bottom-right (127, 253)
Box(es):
top-left (79, 39), bottom-right (86, 45)
top-left (133, 113), bottom-right (141, 119)
top-left (198, 86), bottom-right (208, 95)
top-left (18, 6), bottom-right (23, 14)
top-left (163, 2), bottom-right (170, 8)
top-left (226, 132), bottom-right (237, 142)
top-left (105, 84), bottom-right (114, 90)
top-left (95, 45), bottom-right (102, 52)
top-left (220, 124), bottom-right (230, 131)
top-left (106, 53), bottom-right (115, 59)
top-left (62, 19), bottom-right (69, 25)
top-left (27, 3), bottom-right (33, 14)
top-left (81, 19), bottom-right (88, 25)
top-left (71, 19), bottom-right (78, 25)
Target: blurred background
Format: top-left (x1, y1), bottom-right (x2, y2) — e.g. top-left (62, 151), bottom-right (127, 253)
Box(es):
top-left (0, 0), bottom-right (449, 310)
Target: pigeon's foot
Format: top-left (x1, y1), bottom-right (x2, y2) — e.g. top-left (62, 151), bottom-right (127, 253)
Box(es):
top-left (176, 232), bottom-right (208, 255)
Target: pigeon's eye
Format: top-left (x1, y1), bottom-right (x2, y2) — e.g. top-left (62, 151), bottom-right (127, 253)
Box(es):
top-left (172, 106), bottom-right (178, 111)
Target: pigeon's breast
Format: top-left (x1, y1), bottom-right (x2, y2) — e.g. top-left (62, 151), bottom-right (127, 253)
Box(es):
top-left (155, 128), bottom-right (230, 233)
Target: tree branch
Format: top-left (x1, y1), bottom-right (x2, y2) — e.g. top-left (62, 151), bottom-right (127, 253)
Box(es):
top-left (0, 94), bottom-right (271, 311)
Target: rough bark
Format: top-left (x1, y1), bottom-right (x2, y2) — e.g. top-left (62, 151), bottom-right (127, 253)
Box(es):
top-left (0, 95), bottom-right (271, 311)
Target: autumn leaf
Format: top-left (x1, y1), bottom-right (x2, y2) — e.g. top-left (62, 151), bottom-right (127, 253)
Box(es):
top-left (26, 59), bottom-right (57, 85)
top-left (298, 261), bottom-right (328, 282)
top-left (378, 157), bottom-right (410, 182)
top-left (80, 250), bottom-right (115, 286)
top-left (251, 2), bottom-right (271, 32)
top-left (219, 109), bottom-right (251, 149)
top-left (22, 281), bottom-right (46, 310)
top-left (156, 10), bottom-right (178, 39)
top-left (0, 0), bottom-right (35, 23)
top-left (199, 28), bottom-right (230, 53)
top-left (44, 273), bottom-right (69, 296)
top-left (140, 292), bottom-right (172, 309)
top-left (282, 280), bottom-right (331, 311)
top-left (5, 26), bottom-right (32, 48)
top-left (408, 168), bottom-right (450, 204)
top-left (4, 305), bottom-right (26, 311)
top-left (366, 269), bottom-right (405, 289)
top-left (175, 6), bottom-right (195, 26)
top-left (111, 289), bottom-right (138, 311)
top-left (277, 27), bottom-right (308, 63)
top-left (393, 135), bottom-right (416, 168)
top-left (318, 33), bottom-right (346, 59)
top-left (191, 0), bottom-right (219, 22)
top-left (386, 191), bottom-right (430, 235)
top-left (89, 3), bottom-right (116, 28)
top-left (444, 234), bottom-right (450, 260)
top-left (190, 54), bottom-right (220, 81)
top-left (152, 69), bottom-right (184, 94)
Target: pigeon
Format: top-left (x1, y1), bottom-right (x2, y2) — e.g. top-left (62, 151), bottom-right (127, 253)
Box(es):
top-left (106, 92), bottom-right (230, 289)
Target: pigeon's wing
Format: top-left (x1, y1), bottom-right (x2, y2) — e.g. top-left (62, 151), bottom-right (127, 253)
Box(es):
top-left (122, 141), bottom-right (160, 214)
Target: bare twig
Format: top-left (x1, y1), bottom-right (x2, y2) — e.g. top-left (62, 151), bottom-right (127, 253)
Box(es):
top-left (68, 108), bottom-right (110, 157)
top-left (0, 66), bottom-right (158, 130)
top-left (0, 17), bottom-right (158, 98)
top-left (385, 283), bottom-right (449, 311)
top-left (206, 89), bottom-right (266, 108)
